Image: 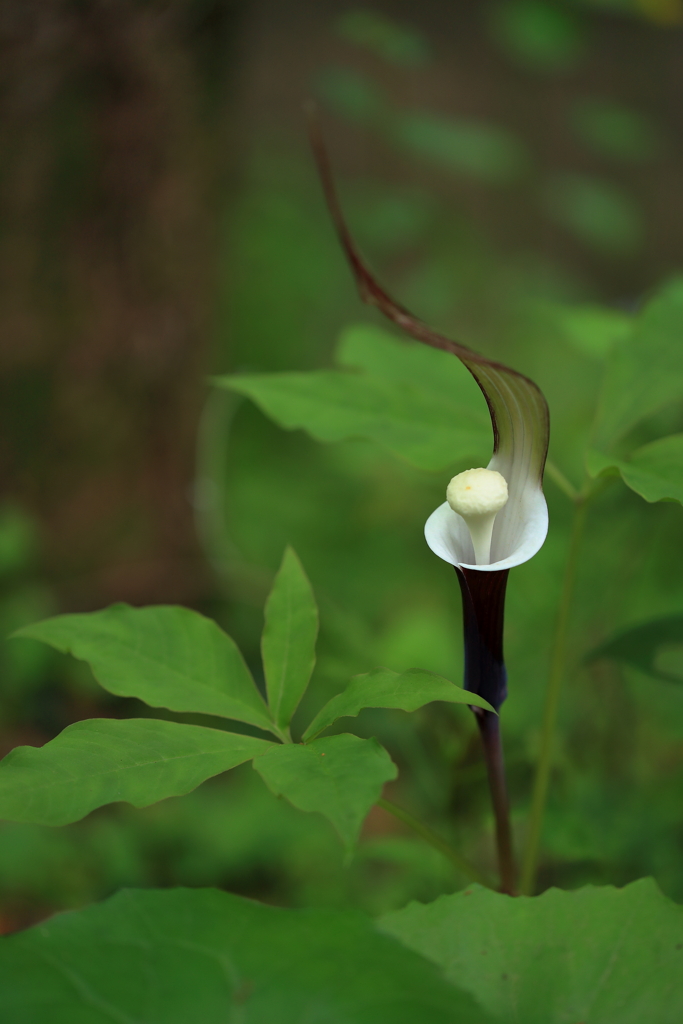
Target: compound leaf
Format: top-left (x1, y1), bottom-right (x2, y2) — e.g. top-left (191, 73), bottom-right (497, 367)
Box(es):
top-left (0, 718), bottom-right (273, 826)
top-left (13, 604), bottom-right (276, 735)
top-left (213, 324), bottom-right (489, 471)
top-left (253, 733), bottom-right (397, 848)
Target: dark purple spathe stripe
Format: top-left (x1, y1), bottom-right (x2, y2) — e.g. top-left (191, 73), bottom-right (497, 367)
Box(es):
top-left (456, 566), bottom-right (509, 711)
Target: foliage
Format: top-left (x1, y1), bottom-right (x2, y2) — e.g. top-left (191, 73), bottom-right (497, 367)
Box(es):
top-left (588, 614), bottom-right (683, 683)
top-left (0, 887), bottom-right (485, 1024)
top-left (381, 878), bottom-right (683, 1023)
top-left (3, 547), bottom-right (483, 848)
top-left (254, 733), bottom-right (397, 848)
top-left (217, 284), bottom-right (683, 509)
top-left (0, 719), bottom-right (273, 826)
top-left (2, 3), bottom-right (683, 1017)
top-left (1, 879), bottom-right (680, 1021)
top-left (215, 324), bottom-right (489, 470)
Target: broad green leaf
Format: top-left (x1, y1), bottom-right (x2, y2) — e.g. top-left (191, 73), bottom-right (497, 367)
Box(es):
top-left (262, 546), bottom-right (318, 730)
top-left (253, 733), bottom-right (397, 847)
top-left (213, 325), bottom-right (490, 471)
top-left (303, 668), bottom-right (494, 742)
top-left (0, 719), bottom-right (273, 825)
top-left (13, 604), bottom-right (276, 735)
top-left (587, 434), bottom-right (683, 504)
top-left (336, 324), bottom-right (486, 409)
top-left (625, 434), bottom-right (683, 503)
top-left (549, 302), bottom-right (632, 360)
top-left (587, 614), bottom-right (683, 683)
top-left (593, 278), bottom-right (683, 448)
top-left (585, 448), bottom-right (623, 480)
top-left (381, 877), bottom-right (683, 1023)
top-left (0, 888), bottom-right (492, 1024)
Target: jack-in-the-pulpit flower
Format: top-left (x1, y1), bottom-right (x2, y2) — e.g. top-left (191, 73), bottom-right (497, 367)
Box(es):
top-left (309, 116), bottom-right (550, 893)
top-left (309, 119), bottom-right (550, 715)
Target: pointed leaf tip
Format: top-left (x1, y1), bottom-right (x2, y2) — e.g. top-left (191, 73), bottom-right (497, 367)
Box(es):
top-left (303, 667), bottom-right (494, 742)
top-left (14, 605), bottom-right (277, 736)
top-left (0, 719), bottom-right (274, 826)
top-left (262, 546), bottom-right (319, 730)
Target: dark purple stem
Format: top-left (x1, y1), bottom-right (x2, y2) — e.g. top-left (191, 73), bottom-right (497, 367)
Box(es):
top-left (456, 566), bottom-right (516, 893)
top-left (475, 710), bottom-right (516, 895)
top-left (456, 567), bottom-right (509, 711)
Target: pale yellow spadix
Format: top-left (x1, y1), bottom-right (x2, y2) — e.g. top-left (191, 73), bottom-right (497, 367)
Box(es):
top-left (446, 468), bottom-right (509, 566)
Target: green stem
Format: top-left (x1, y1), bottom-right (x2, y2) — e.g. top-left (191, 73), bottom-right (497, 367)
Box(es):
top-left (545, 459), bottom-right (579, 503)
top-left (271, 723), bottom-right (293, 744)
top-left (377, 797), bottom-right (490, 887)
top-left (519, 495), bottom-right (589, 895)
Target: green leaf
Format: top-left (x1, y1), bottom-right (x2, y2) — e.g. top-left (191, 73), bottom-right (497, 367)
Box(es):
top-left (253, 733), bottom-right (397, 848)
top-left (391, 112), bottom-right (530, 185)
top-left (12, 604), bottom-right (276, 735)
top-left (262, 547), bottom-right (318, 731)
top-left (336, 324), bottom-right (484, 408)
top-left (213, 325), bottom-right (489, 470)
top-left (381, 878), bottom-right (683, 1023)
top-left (0, 888), bottom-right (492, 1024)
top-left (303, 668), bottom-right (494, 742)
top-left (587, 614), bottom-right (683, 683)
top-left (593, 278), bottom-right (683, 448)
top-left (587, 434), bottom-right (683, 504)
top-left (547, 302), bottom-right (632, 360)
top-left (0, 719), bottom-right (274, 825)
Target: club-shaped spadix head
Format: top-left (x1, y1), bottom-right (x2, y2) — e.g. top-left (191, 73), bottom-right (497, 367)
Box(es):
top-left (445, 468), bottom-right (508, 566)
top-left (426, 464), bottom-right (548, 572)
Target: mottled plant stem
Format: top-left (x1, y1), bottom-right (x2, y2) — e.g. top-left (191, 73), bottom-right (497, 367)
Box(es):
top-left (377, 797), bottom-right (490, 887)
top-left (475, 710), bottom-right (516, 895)
top-left (520, 495), bottom-right (588, 895)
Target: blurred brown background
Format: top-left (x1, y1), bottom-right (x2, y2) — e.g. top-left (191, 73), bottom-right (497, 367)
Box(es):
top-left (2, 0), bottom-right (682, 611)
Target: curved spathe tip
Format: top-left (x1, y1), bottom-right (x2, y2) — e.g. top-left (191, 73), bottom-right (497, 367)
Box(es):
top-left (306, 113), bottom-right (550, 573)
top-left (425, 465), bottom-right (548, 572)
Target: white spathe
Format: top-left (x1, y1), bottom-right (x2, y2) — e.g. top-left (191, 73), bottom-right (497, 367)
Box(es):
top-left (425, 452), bottom-right (548, 572)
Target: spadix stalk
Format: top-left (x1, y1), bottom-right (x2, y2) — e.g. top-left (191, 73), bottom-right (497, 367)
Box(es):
top-left (446, 468), bottom-right (508, 566)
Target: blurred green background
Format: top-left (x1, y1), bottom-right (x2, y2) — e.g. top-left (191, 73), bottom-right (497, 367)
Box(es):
top-left (2, 0), bottom-right (683, 932)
